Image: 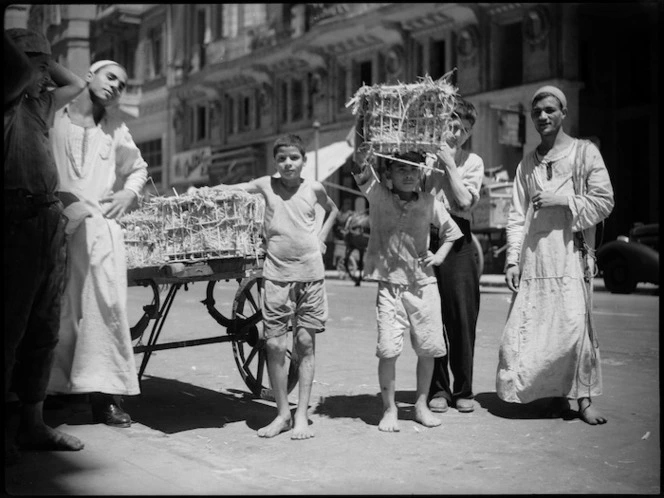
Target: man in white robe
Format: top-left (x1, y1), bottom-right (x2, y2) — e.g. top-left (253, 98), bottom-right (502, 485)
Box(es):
top-left (496, 85), bottom-right (614, 425)
top-left (48, 60), bottom-right (147, 427)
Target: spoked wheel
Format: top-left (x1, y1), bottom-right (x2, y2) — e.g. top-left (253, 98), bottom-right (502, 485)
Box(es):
top-left (204, 280), bottom-right (234, 328)
top-left (231, 275), bottom-right (299, 400)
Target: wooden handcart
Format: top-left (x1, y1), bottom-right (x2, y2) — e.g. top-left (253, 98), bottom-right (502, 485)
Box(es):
top-left (127, 255), bottom-right (298, 400)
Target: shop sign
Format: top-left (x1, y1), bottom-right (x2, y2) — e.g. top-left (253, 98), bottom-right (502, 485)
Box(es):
top-left (498, 109), bottom-right (525, 147)
top-left (170, 146), bottom-right (211, 184)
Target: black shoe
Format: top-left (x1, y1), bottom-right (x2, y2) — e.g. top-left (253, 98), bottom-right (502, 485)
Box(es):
top-left (90, 394), bottom-right (131, 428)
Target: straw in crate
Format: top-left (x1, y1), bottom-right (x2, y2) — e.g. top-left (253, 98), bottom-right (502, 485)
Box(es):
top-left (155, 187), bottom-right (265, 262)
top-left (346, 72), bottom-right (459, 167)
top-left (118, 201), bottom-right (165, 269)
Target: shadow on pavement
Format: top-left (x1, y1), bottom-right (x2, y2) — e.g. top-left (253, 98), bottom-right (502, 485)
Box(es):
top-left (119, 376), bottom-right (275, 434)
top-left (313, 390), bottom-right (424, 427)
top-left (475, 392), bottom-right (579, 421)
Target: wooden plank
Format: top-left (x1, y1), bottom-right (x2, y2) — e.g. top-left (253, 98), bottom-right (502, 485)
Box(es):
top-left (127, 257), bottom-right (263, 286)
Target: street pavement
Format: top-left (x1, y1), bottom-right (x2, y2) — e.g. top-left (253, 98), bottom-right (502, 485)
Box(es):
top-left (4, 274), bottom-right (659, 495)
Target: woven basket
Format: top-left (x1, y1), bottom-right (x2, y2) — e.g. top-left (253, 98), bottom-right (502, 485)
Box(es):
top-left (119, 188), bottom-right (265, 269)
top-left (347, 73), bottom-right (459, 155)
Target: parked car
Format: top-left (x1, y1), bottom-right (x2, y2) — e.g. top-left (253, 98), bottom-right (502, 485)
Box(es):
top-left (596, 223), bottom-right (659, 294)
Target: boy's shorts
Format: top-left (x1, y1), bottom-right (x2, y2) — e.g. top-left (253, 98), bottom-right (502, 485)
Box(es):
top-left (375, 281), bottom-right (446, 359)
top-left (262, 279), bottom-right (328, 339)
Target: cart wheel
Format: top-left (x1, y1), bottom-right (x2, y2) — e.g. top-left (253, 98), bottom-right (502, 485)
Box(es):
top-left (204, 280), bottom-right (234, 328)
top-left (231, 275), bottom-right (299, 400)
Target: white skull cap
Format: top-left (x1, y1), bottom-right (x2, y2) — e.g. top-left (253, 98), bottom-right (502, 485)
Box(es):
top-left (532, 85), bottom-right (567, 109)
top-left (89, 59), bottom-right (122, 74)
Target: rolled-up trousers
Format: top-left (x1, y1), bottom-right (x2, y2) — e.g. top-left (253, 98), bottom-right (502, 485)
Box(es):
top-left (428, 216), bottom-right (480, 402)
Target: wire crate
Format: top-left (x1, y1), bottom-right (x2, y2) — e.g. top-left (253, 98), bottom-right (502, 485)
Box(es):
top-left (119, 188), bottom-right (265, 269)
top-left (347, 73), bottom-right (459, 155)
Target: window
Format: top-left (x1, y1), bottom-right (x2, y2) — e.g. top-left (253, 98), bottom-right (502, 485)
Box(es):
top-left (227, 95), bottom-right (236, 135)
top-left (497, 22), bottom-right (523, 88)
top-left (255, 88), bottom-right (262, 129)
top-left (137, 139), bottom-right (163, 189)
top-left (211, 4), bottom-right (224, 40)
top-left (280, 81), bottom-right (288, 123)
top-left (147, 27), bottom-right (162, 79)
top-left (337, 65), bottom-right (347, 110)
top-left (196, 8), bottom-right (208, 68)
top-left (414, 40), bottom-right (424, 78)
top-left (138, 138), bottom-right (162, 167)
top-left (353, 60), bottom-right (373, 93)
top-left (196, 104), bottom-right (208, 141)
top-left (291, 79), bottom-right (304, 121)
top-left (240, 95), bottom-right (252, 131)
top-left (429, 39), bottom-right (446, 80)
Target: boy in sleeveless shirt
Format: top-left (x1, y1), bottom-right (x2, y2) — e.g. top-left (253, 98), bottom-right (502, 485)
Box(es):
top-left (213, 134), bottom-right (338, 439)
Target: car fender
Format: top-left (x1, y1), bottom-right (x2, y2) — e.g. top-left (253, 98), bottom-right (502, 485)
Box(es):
top-left (597, 240), bottom-right (659, 284)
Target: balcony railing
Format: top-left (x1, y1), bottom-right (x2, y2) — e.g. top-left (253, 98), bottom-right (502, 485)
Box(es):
top-left (307, 3), bottom-right (386, 27)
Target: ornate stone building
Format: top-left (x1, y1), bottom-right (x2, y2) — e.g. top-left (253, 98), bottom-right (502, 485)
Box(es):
top-left (9, 2), bottom-right (660, 243)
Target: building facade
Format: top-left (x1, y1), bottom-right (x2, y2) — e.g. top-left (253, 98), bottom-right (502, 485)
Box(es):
top-left (8, 2), bottom-right (660, 244)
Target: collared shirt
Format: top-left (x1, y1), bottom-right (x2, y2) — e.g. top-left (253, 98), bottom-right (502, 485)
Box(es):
top-left (354, 166), bottom-right (463, 286)
top-left (422, 151), bottom-right (484, 221)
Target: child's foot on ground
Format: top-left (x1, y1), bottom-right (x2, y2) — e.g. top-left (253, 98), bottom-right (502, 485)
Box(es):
top-left (414, 404), bottom-right (442, 428)
top-left (378, 408), bottom-right (400, 432)
top-left (257, 415), bottom-right (292, 438)
top-left (578, 399), bottom-right (607, 425)
top-left (16, 425), bottom-right (84, 451)
top-left (291, 416), bottom-right (314, 440)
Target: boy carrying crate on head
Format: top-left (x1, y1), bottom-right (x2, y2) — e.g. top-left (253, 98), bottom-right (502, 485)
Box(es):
top-left (351, 145), bottom-right (463, 432)
top-left (213, 134), bottom-right (338, 439)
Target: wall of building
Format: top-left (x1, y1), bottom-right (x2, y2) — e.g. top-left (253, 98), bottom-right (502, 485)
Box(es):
top-left (26, 2), bottom-right (659, 243)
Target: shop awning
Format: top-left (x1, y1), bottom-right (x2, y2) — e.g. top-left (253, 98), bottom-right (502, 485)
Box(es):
top-left (302, 140), bottom-right (354, 182)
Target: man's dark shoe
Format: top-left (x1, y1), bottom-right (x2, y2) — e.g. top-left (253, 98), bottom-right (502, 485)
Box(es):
top-left (90, 394), bottom-right (131, 428)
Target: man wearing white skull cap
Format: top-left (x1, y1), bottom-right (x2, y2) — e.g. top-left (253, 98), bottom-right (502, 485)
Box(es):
top-left (497, 85), bottom-right (615, 425)
top-left (47, 59), bottom-right (148, 428)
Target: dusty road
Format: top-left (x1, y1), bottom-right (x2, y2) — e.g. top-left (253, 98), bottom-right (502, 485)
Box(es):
top-left (5, 279), bottom-right (660, 495)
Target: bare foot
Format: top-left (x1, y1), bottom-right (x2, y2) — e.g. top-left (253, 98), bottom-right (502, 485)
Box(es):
top-left (378, 408), bottom-right (400, 432)
top-left (291, 415), bottom-right (314, 440)
top-left (578, 398), bottom-right (607, 425)
top-left (414, 403), bottom-right (442, 428)
top-left (17, 425), bottom-right (84, 451)
top-left (257, 415), bottom-right (292, 438)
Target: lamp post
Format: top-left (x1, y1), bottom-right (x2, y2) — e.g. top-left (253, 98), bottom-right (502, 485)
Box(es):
top-left (313, 120), bottom-right (320, 181)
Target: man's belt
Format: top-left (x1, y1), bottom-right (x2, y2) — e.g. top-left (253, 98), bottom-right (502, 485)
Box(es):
top-left (4, 189), bottom-right (60, 207)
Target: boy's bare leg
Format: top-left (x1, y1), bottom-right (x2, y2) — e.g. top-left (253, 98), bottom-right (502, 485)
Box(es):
top-left (16, 401), bottom-right (84, 450)
top-left (414, 357), bottom-right (442, 428)
top-left (578, 397), bottom-right (607, 425)
top-left (378, 357), bottom-right (399, 432)
top-left (291, 327), bottom-right (316, 440)
top-left (257, 336), bottom-right (292, 438)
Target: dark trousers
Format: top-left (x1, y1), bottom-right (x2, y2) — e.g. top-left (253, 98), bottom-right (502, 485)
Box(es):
top-left (428, 216), bottom-right (480, 402)
top-left (4, 196), bottom-right (67, 404)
